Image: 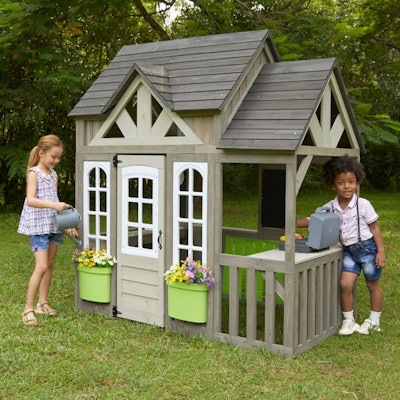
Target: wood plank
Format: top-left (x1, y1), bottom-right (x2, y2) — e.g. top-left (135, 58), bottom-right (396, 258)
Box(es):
top-left (107, 55), bottom-right (253, 72)
top-left (238, 99), bottom-right (317, 111)
top-left (255, 70), bottom-right (330, 83)
top-left (221, 130), bottom-right (303, 139)
top-left (261, 58), bottom-right (335, 74)
top-left (121, 280), bottom-right (159, 299)
top-left (173, 100), bottom-right (222, 111)
top-left (316, 264), bottom-right (323, 333)
top-left (171, 81), bottom-right (235, 93)
top-left (170, 73), bottom-right (241, 85)
top-left (233, 109), bottom-right (311, 120)
top-left (246, 268), bottom-right (257, 340)
top-left (117, 30), bottom-right (268, 56)
top-left (229, 266), bottom-right (239, 336)
top-left (323, 263), bottom-right (331, 331)
top-left (264, 271), bottom-right (276, 343)
top-left (299, 270), bottom-right (308, 344)
top-left (308, 267), bottom-right (316, 339)
top-left (228, 119), bottom-right (306, 130)
top-left (250, 80), bottom-right (327, 92)
top-left (168, 64), bottom-right (245, 78)
top-left (242, 89), bottom-right (322, 101)
top-left (217, 139), bottom-right (299, 151)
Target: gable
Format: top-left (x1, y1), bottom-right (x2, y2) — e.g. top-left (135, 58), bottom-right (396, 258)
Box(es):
top-left (69, 30), bottom-right (279, 118)
top-left (89, 75), bottom-right (202, 146)
top-left (217, 58), bottom-right (363, 152)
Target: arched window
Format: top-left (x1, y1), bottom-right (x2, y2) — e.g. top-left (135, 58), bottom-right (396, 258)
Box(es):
top-left (83, 162), bottom-right (111, 252)
top-left (173, 162), bottom-right (208, 264)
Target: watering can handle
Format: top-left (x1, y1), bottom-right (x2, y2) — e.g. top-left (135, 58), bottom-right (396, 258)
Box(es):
top-left (315, 206), bottom-right (332, 213)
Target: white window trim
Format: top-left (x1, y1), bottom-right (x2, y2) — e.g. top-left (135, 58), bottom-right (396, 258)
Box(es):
top-left (173, 162), bottom-right (208, 264)
top-left (83, 161), bottom-right (111, 252)
top-left (121, 165), bottom-right (159, 258)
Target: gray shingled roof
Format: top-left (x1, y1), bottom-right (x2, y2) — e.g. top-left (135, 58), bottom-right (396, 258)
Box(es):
top-left (218, 58), bottom-right (362, 151)
top-left (69, 30), bottom-right (279, 117)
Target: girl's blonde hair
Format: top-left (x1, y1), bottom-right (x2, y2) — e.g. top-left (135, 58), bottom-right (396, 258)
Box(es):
top-left (27, 134), bottom-right (63, 173)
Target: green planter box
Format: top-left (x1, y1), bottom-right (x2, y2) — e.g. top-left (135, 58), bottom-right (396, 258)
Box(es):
top-left (167, 281), bottom-right (209, 323)
top-left (78, 266), bottom-right (112, 303)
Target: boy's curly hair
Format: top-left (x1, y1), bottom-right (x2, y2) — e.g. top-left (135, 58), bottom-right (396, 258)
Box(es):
top-left (323, 155), bottom-right (366, 186)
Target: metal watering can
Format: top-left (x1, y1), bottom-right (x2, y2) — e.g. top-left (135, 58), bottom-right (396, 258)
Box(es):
top-left (55, 207), bottom-right (82, 248)
top-left (55, 207), bottom-right (81, 230)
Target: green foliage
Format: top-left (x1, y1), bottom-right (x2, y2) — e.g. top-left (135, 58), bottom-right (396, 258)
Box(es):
top-left (223, 164), bottom-right (258, 195)
top-left (362, 143), bottom-right (400, 191)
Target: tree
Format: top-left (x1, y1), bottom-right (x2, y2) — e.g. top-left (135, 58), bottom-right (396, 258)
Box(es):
top-left (0, 0), bottom-right (172, 208)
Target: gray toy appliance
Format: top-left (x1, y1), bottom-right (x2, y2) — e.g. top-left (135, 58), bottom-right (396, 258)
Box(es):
top-left (306, 206), bottom-right (340, 250)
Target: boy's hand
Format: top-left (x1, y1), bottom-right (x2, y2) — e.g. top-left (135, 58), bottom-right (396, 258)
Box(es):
top-left (376, 251), bottom-right (386, 269)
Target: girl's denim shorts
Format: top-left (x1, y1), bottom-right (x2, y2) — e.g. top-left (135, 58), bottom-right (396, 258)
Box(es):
top-left (29, 233), bottom-right (64, 251)
top-left (342, 238), bottom-right (381, 281)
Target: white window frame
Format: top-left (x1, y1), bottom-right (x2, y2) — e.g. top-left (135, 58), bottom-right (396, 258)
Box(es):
top-left (173, 162), bottom-right (208, 264)
top-left (121, 165), bottom-right (159, 258)
top-left (83, 161), bottom-right (111, 252)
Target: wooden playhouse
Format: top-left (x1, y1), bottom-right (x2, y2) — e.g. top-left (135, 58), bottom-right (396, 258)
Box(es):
top-left (69, 30), bottom-right (364, 357)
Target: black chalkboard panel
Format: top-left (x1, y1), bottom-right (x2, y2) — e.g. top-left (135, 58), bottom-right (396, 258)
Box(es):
top-left (261, 169), bottom-right (285, 228)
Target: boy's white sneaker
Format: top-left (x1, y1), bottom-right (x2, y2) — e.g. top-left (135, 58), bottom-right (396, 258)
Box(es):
top-left (356, 318), bottom-right (381, 335)
top-left (338, 319), bottom-right (360, 336)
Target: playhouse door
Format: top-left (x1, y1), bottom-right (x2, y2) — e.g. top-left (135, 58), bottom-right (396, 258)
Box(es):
top-left (116, 155), bottom-right (165, 327)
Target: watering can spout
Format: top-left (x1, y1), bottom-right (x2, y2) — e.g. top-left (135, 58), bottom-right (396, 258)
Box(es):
top-left (65, 231), bottom-right (83, 248)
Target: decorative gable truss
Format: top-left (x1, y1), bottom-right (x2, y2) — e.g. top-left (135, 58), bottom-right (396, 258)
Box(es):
top-left (90, 74), bottom-right (202, 146)
top-left (304, 74), bottom-right (360, 150)
top-left (296, 74), bottom-right (361, 194)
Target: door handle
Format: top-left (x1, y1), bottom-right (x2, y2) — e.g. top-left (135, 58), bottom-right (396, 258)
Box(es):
top-left (158, 230), bottom-right (162, 250)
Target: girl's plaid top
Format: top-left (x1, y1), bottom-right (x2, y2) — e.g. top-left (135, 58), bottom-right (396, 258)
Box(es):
top-left (18, 166), bottom-right (60, 235)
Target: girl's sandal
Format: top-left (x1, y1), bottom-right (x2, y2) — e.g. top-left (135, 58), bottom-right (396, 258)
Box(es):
top-left (22, 308), bottom-right (38, 325)
top-left (34, 301), bottom-right (57, 316)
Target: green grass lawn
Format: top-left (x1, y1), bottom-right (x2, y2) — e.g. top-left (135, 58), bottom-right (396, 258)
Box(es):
top-left (1, 190), bottom-right (400, 399)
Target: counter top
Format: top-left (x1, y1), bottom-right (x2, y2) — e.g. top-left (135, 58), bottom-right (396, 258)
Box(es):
top-left (248, 245), bottom-right (343, 263)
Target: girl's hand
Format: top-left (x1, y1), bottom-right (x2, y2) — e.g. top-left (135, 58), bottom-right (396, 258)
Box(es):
top-left (65, 227), bottom-right (79, 237)
top-left (54, 202), bottom-right (70, 212)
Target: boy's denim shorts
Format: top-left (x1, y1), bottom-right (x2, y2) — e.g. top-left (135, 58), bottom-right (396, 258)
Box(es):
top-left (29, 233), bottom-right (64, 252)
top-left (342, 238), bottom-right (381, 281)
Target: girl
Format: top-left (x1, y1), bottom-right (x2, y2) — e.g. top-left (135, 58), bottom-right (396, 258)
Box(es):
top-left (18, 135), bottom-right (78, 325)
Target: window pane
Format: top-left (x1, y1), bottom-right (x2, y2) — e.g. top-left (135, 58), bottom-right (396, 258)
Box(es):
top-left (143, 179), bottom-right (153, 199)
top-left (179, 195), bottom-right (188, 218)
top-left (89, 191), bottom-right (96, 211)
top-left (129, 202), bottom-right (138, 223)
top-left (89, 168), bottom-right (96, 188)
top-left (89, 214), bottom-right (96, 235)
top-left (193, 250), bottom-right (202, 261)
top-left (99, 215), bottom-right (107, 233)
top-left (100, 191), bottom-right (107, 212)
top-left (193, 223), bottom-right (203, 247)
top-left (129, 178), bottom-right (138, 198)
top-left (128, 227), bottom-right (138, 247)
top-left (143, 203), bottom-right (153, 224)
top-left (143, 228), bottom-right (153, 250)
top-left (179, 222), bottom-right (188, 245)
top-left (193, 170), bottom-right (203, 192)
top-left (99, 168), bottom-right (107, 188)
top-left (193, 196), bottom-right (203, 219)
